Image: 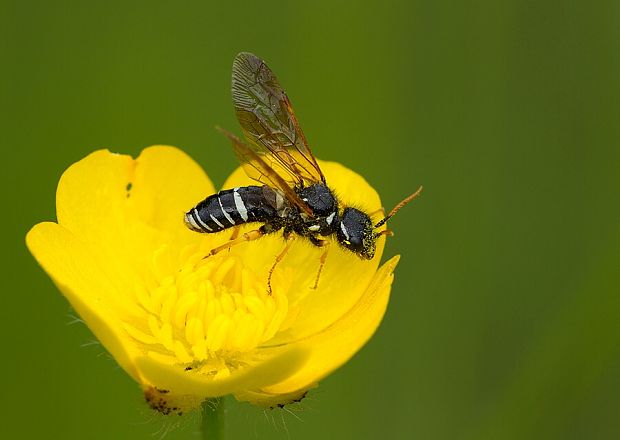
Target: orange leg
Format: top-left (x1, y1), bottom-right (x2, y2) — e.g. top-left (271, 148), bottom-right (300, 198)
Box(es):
top-left (312, 242), bottom-right (330, 290)
top-left (204, 229), bottom-right (264, 259)
top-left (229, 226), bottom-right (241, 240)
top-left (267, 234), bottom-right (296, 295)
top-left (375, 229), bottom-right (394, 238)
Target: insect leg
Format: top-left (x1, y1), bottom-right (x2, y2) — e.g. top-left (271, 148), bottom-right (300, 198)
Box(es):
top-left (375, 229), bottom-right (395, 238)
top-left (267, 233), bottom-right (296, 295)
top-left (312, 241), bottom-right (329, 290)
top-left (229, 226), bottom-right (241, 240)
top-left (204, 229), bottom-right (265, 259)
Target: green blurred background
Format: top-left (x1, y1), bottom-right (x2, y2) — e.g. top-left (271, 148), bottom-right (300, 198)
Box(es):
top-left (3, 1), bottom-right (619, 438)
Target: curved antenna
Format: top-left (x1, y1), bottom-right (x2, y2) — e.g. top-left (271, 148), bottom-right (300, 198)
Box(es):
top-left (374, 186), bottom-right (423, 229)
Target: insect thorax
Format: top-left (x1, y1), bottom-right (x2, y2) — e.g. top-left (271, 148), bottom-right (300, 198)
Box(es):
top-left (295, 183), bottom-right (339, 235)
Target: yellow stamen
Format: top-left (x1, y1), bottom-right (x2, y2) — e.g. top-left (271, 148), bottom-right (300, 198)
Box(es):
top-left (125, 244), bottom-right (289, 372)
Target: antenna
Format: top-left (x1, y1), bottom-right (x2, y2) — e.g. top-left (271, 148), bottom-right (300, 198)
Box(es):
top-left (374, 186), bottom-right (423, 228)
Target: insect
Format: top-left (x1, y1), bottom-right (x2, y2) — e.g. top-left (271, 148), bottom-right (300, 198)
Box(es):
top-left (185, 52), bottom-right (421, 292)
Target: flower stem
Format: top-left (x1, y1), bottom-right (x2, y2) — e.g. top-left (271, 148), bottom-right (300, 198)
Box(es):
top-left (200, 397), bottom-right (225, 440)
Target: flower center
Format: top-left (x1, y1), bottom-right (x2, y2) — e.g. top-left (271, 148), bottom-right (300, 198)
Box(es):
top-left (124, 243), bottom-right (289, 372)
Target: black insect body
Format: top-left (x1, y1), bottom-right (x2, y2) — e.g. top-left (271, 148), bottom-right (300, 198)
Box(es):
top-left (185, 52), bottom-right (421, 289)
top-left (185, 185), bottom-right (291, 234)
top-left (185, 183), bottom-right (339, 244)
top-left (294, 183), bottom-right (340, 238)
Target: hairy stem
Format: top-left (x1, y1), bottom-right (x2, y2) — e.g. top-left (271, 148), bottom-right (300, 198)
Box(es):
top-left (200, 397), bottom-right (225, 440)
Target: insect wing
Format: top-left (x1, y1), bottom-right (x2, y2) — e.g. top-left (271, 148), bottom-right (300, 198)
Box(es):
top-left (217, 127), bottom-right (314, 216)
top-left (232, 52), bottom-right (325, 186)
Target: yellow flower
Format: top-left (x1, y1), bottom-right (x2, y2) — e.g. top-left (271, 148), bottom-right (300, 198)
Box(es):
top-left (26, 146), bottom-right (399, 413)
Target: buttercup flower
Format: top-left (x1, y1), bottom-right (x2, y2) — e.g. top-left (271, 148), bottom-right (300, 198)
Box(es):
top-left (26, 146), bottom-right (399, 413)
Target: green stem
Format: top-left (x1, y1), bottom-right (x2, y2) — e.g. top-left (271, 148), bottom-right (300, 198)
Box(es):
top-left (200, 397), bottom-right (225, 440)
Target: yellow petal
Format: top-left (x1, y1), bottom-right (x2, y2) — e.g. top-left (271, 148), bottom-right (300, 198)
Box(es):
top-left (221, 161), bottom-right (387, 341)
top-left (134, 345), bottom-right (309, 397)
top-left (127, 146), bottom-right (216, 240)
top-left (28, 146), bottom-right (216, 382)
top-left (234, 386), bottom-right (315, 408)
top-left (259, 255), bottom-right (400, 395)
top-left (55, 146), bottom-right (215, 286)
top-left (57, 146), bottom-right (215, 234)
top-left (26, 222), bottom-right (142, 380)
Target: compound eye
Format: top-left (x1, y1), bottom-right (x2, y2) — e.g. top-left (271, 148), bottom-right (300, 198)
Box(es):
top-left (348, 234), bottom-right (362, 247)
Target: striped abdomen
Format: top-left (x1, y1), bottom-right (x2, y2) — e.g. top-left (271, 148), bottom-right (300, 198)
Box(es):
top-left (184, 185), bottom-right (284, 233)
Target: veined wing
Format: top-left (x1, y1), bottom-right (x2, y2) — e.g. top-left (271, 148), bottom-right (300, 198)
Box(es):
top-left (231, 52), bottom-right (325, 187)
top-left (217, 127), bottom-right (313, 216)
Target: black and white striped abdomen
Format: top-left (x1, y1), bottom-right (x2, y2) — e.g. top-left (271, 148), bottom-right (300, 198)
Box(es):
top-left (184, 185), bottom-right (280, 233)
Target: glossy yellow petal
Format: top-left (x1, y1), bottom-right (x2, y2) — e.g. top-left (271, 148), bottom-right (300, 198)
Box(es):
top-left (26, 222), bottom-right (142, 380)
top-left (134, 345), bottom-right (308, 396)
top-left (126, 146), bottom-right (215, 241)
top-left (57, 146), bottom-right (215, 235)
top-left (56, 146), bottom-right (214, 287)
top-left (259, 255), bottom-right (400, 395)
top-left (221, 161), bottom-right (387, 342)
top-left (234, 386), bottom-right (314, 408)
top-left (29, 147), bottom-right (216, 382)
